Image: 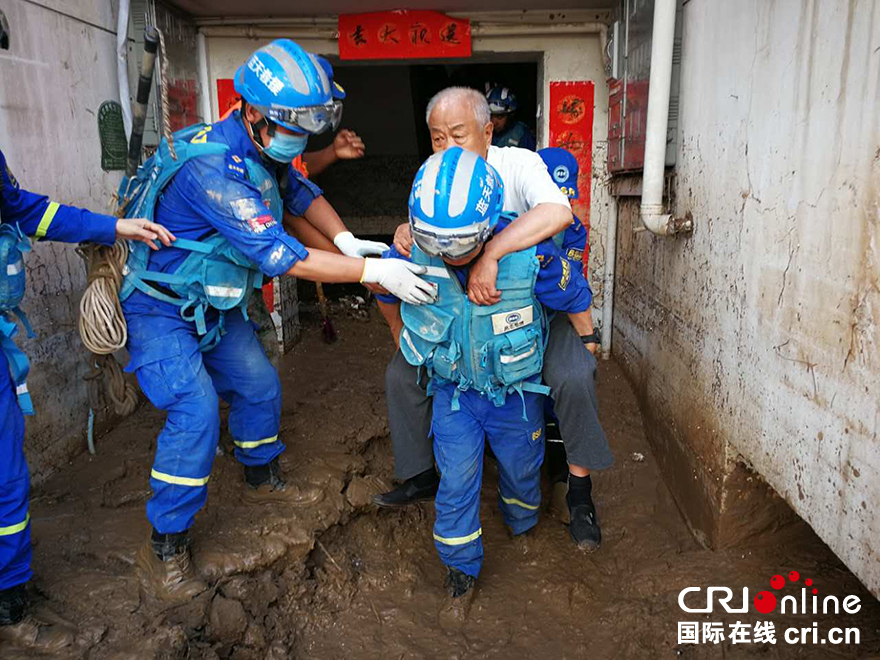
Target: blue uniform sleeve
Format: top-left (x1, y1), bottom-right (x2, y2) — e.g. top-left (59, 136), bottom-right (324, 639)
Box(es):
top-left (0, 151), bottom-right (117, 245)
top-left (374, 245), bottom-right (408, 305)
top-left (534, 239), bottom-right (592, 313)
top-left (561, 213), bottom-right (587, 265)
top-left (176, 156), bottom-right (310, 278)
top-left (283, 165), bottom-right (323, 217)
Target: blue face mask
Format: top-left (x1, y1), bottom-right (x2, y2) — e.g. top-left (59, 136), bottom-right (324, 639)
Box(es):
top-left (262, 130), bottom-right (308, 163)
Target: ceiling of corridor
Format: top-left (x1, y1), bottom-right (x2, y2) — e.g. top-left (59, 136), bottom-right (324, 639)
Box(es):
top-left (167, 1), bottom-right (612, 19)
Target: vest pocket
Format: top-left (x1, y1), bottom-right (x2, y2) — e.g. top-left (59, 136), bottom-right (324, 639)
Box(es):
top-left (200, 259), bottom-right (251, 310)
top-left (400, 303), bottom-right (455, 368)
top-left (493, 326), bottom-right (543, 385)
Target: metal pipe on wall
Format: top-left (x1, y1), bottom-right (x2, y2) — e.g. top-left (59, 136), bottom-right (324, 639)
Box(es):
top-left (639, 0), bottom-right (678, 236)
top-left (116, 0), bottom-right (133, 139)
top-left (196, 30), bottom-right (212, 123)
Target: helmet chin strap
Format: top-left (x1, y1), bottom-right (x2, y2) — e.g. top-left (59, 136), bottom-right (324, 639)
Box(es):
top-left (241, 103), bottom-right (277, 152)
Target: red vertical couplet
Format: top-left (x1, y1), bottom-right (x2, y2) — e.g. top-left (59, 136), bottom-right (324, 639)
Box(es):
top-left (338, 10), bottom-right (471, 60)
top-left (548, 81), bottom-right (594, 273)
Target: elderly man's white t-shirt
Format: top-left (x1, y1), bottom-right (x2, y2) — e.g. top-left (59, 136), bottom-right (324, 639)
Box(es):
top-left (486, 145), bottom-right (571, 215)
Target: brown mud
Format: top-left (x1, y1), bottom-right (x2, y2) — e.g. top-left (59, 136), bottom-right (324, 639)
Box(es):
top-left (8, 309), bottom-right (880, 659)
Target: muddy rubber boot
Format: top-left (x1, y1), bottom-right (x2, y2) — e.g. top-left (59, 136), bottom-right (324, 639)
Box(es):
top-left (242, 457), bottom-right (323, 506)
top-left (0, 585), bottom-right (75, 653)
top-left (566, 475), bottom-right (601, 552)
top-left (135, 531), bottom-right (208, 604)
top-left (372, 467), bottom-right (439, 508)
top-left (439, 567), bottom-right (476, 625)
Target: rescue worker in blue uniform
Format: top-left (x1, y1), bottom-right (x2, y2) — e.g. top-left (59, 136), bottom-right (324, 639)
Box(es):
top-left (486, 85), bottom-right (537, 151)
top-left (121, 39), bottom-right (436, 604)
top-left (535, 148), bottom-right (607, 530)
top-left (379, 147), bottom-right (594, 606)
top-left (0, 149), bottom-right (173, 652)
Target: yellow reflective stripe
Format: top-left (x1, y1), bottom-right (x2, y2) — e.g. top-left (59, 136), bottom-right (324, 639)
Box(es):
top-left (433, 527), bottom-right (482, 546)
top-left (151, 469), bottom-right (210, 487)
top-left (500, 495), bottom-right (539, 511)
top-left (233, 435), bottom-right (279, 449)
top-left (35, 202), bottom-right (60, 239)
top-left (0, 512), bottom-right (30, 536)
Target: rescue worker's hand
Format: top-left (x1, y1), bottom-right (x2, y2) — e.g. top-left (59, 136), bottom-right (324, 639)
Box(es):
top-left (393, 223), bottom-right (414, 258)
top-left (584, 342), bottom-right (599, 355)
top-left (116, 218), bottom-right (176, 251)
top-left (333, 129), bottom-right (365, 160)
top-left (333, 231), bottom-right (389, 257)
top-left (467, 254), bottom-right (502, 306)
top-left (361, 258), bottom-right (437, 306)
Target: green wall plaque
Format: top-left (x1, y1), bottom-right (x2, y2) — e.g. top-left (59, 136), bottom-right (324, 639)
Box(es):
top-left (98, 101), bottom-right (127, 171)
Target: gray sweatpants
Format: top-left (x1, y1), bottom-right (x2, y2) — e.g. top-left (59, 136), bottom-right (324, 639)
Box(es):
top-left (385, 313), bottom-right (614, 480)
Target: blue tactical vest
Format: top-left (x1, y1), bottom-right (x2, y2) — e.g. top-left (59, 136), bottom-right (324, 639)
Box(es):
top-left (0, 220), bottom-right (35, 415)
top-left (117, 123), bottom-right (276, 351)
top-left (494, 122), bottom-right (530, 149)
top-left (399, 244), bottom-right (550, 417)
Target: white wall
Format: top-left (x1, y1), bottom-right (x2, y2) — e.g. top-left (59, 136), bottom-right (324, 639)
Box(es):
top-left (614, 0), bottom-right (879, 597)
top-left (202, 13), bottom-right (612, 319)
top-left (0, 0), bottom-right (122, 481)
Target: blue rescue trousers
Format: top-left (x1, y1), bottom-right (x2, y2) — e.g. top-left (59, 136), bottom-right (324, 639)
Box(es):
top-left (0, 349), bottom-right (32, 591)
top-left (431, 383), bottom-right (545, 578)
top-left (125, 304), bottom-right (284, 534)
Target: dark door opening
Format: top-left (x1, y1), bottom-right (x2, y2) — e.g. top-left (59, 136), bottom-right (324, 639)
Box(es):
top-left (307, 60), bottom-right (539, 241)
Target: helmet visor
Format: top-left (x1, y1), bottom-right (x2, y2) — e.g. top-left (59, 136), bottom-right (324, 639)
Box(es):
top-left (260, 100), bottom-right (343, 135)
top-left (410, 217), bottom-right (493, 260)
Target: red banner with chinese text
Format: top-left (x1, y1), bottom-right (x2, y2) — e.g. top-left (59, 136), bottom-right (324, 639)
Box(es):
top-left (548, 81), bottom-right (594, 270)
top-left (339, 10), bottom-right (471, 60)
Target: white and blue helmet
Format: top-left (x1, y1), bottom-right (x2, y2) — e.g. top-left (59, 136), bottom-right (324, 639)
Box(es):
top-left (234, 39), bottom-right (342, 134)
top-left (408, 147), bottom-right (505, 259)
top-left (486, 85), bottom-right (517, 115)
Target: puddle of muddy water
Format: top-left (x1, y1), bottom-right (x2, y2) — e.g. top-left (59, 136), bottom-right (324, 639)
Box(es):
top-left (8, 309), bottom-right (879, 660)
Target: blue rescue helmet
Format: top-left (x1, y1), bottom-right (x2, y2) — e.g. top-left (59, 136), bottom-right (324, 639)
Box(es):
top-left (234, 39), bottom-right (342, 134)
top-left (486, 85), bottom-right (517, 115)
top-left (538, 147), bottom-right (579, 199)
top-left (315, 55), bottom-right (346, 100)
top-left (408, 147), bottom-right (505, 260)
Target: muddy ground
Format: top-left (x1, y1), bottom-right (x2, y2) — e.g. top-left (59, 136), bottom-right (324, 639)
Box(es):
top-left (8, 304), bottom-right (880, 659)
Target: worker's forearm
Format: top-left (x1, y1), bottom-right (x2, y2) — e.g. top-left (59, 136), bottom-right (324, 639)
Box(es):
top-left (302, 195), bottom-right (348, 242)
top-left (302, 145), bottom-right (337, 177)
top-left (282, 212), bottom-right (341, 253)
top-left (285, 249), bottom-right (364, 282)
top-left (567, 308), bottom-right (594, 336)
top-left (377, 300), bottom-right (403, 346)
top-left (483, 203), bottom-right (571, 260)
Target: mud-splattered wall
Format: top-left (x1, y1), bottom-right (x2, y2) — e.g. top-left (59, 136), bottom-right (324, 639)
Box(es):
top-left (0, 0), bottom-right (122, 483)
top-left (612, 0), bottom-right (879, 597)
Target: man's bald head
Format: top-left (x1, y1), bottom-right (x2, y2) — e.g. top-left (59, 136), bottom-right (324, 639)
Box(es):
top-left (425, 86), bottom-right (493, 158)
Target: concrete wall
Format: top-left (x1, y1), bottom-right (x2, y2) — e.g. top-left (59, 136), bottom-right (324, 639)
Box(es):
top-left (201, 10), bottom-right (613, 320)
top-left (612, 0), bottom-right (879, 597)
top-left (0, 0), bottom-right (122, 483)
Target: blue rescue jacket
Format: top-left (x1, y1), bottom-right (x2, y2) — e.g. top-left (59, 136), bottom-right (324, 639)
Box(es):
top-left (399, 244), bottom-right (550, 417)
top-left (0, 148), bottom-right (117, 415)
top-left (118, 123), bottom-right (284, 350)
top-left (0, 222), bottom-right (34, 415)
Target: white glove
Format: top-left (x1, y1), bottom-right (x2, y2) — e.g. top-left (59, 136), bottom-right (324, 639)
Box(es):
top-left (361, 258), bottom-right (437, 305)
top-left (334, 231), bottom-right (390, 258)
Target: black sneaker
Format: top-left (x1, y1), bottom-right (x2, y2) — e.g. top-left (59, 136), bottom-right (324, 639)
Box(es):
top-left (372, 468), bottom-right (439, 508)
top-left (444, 567), bottom-right (476, 599)
top-left (567, 490), bottom-right (602, 552)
